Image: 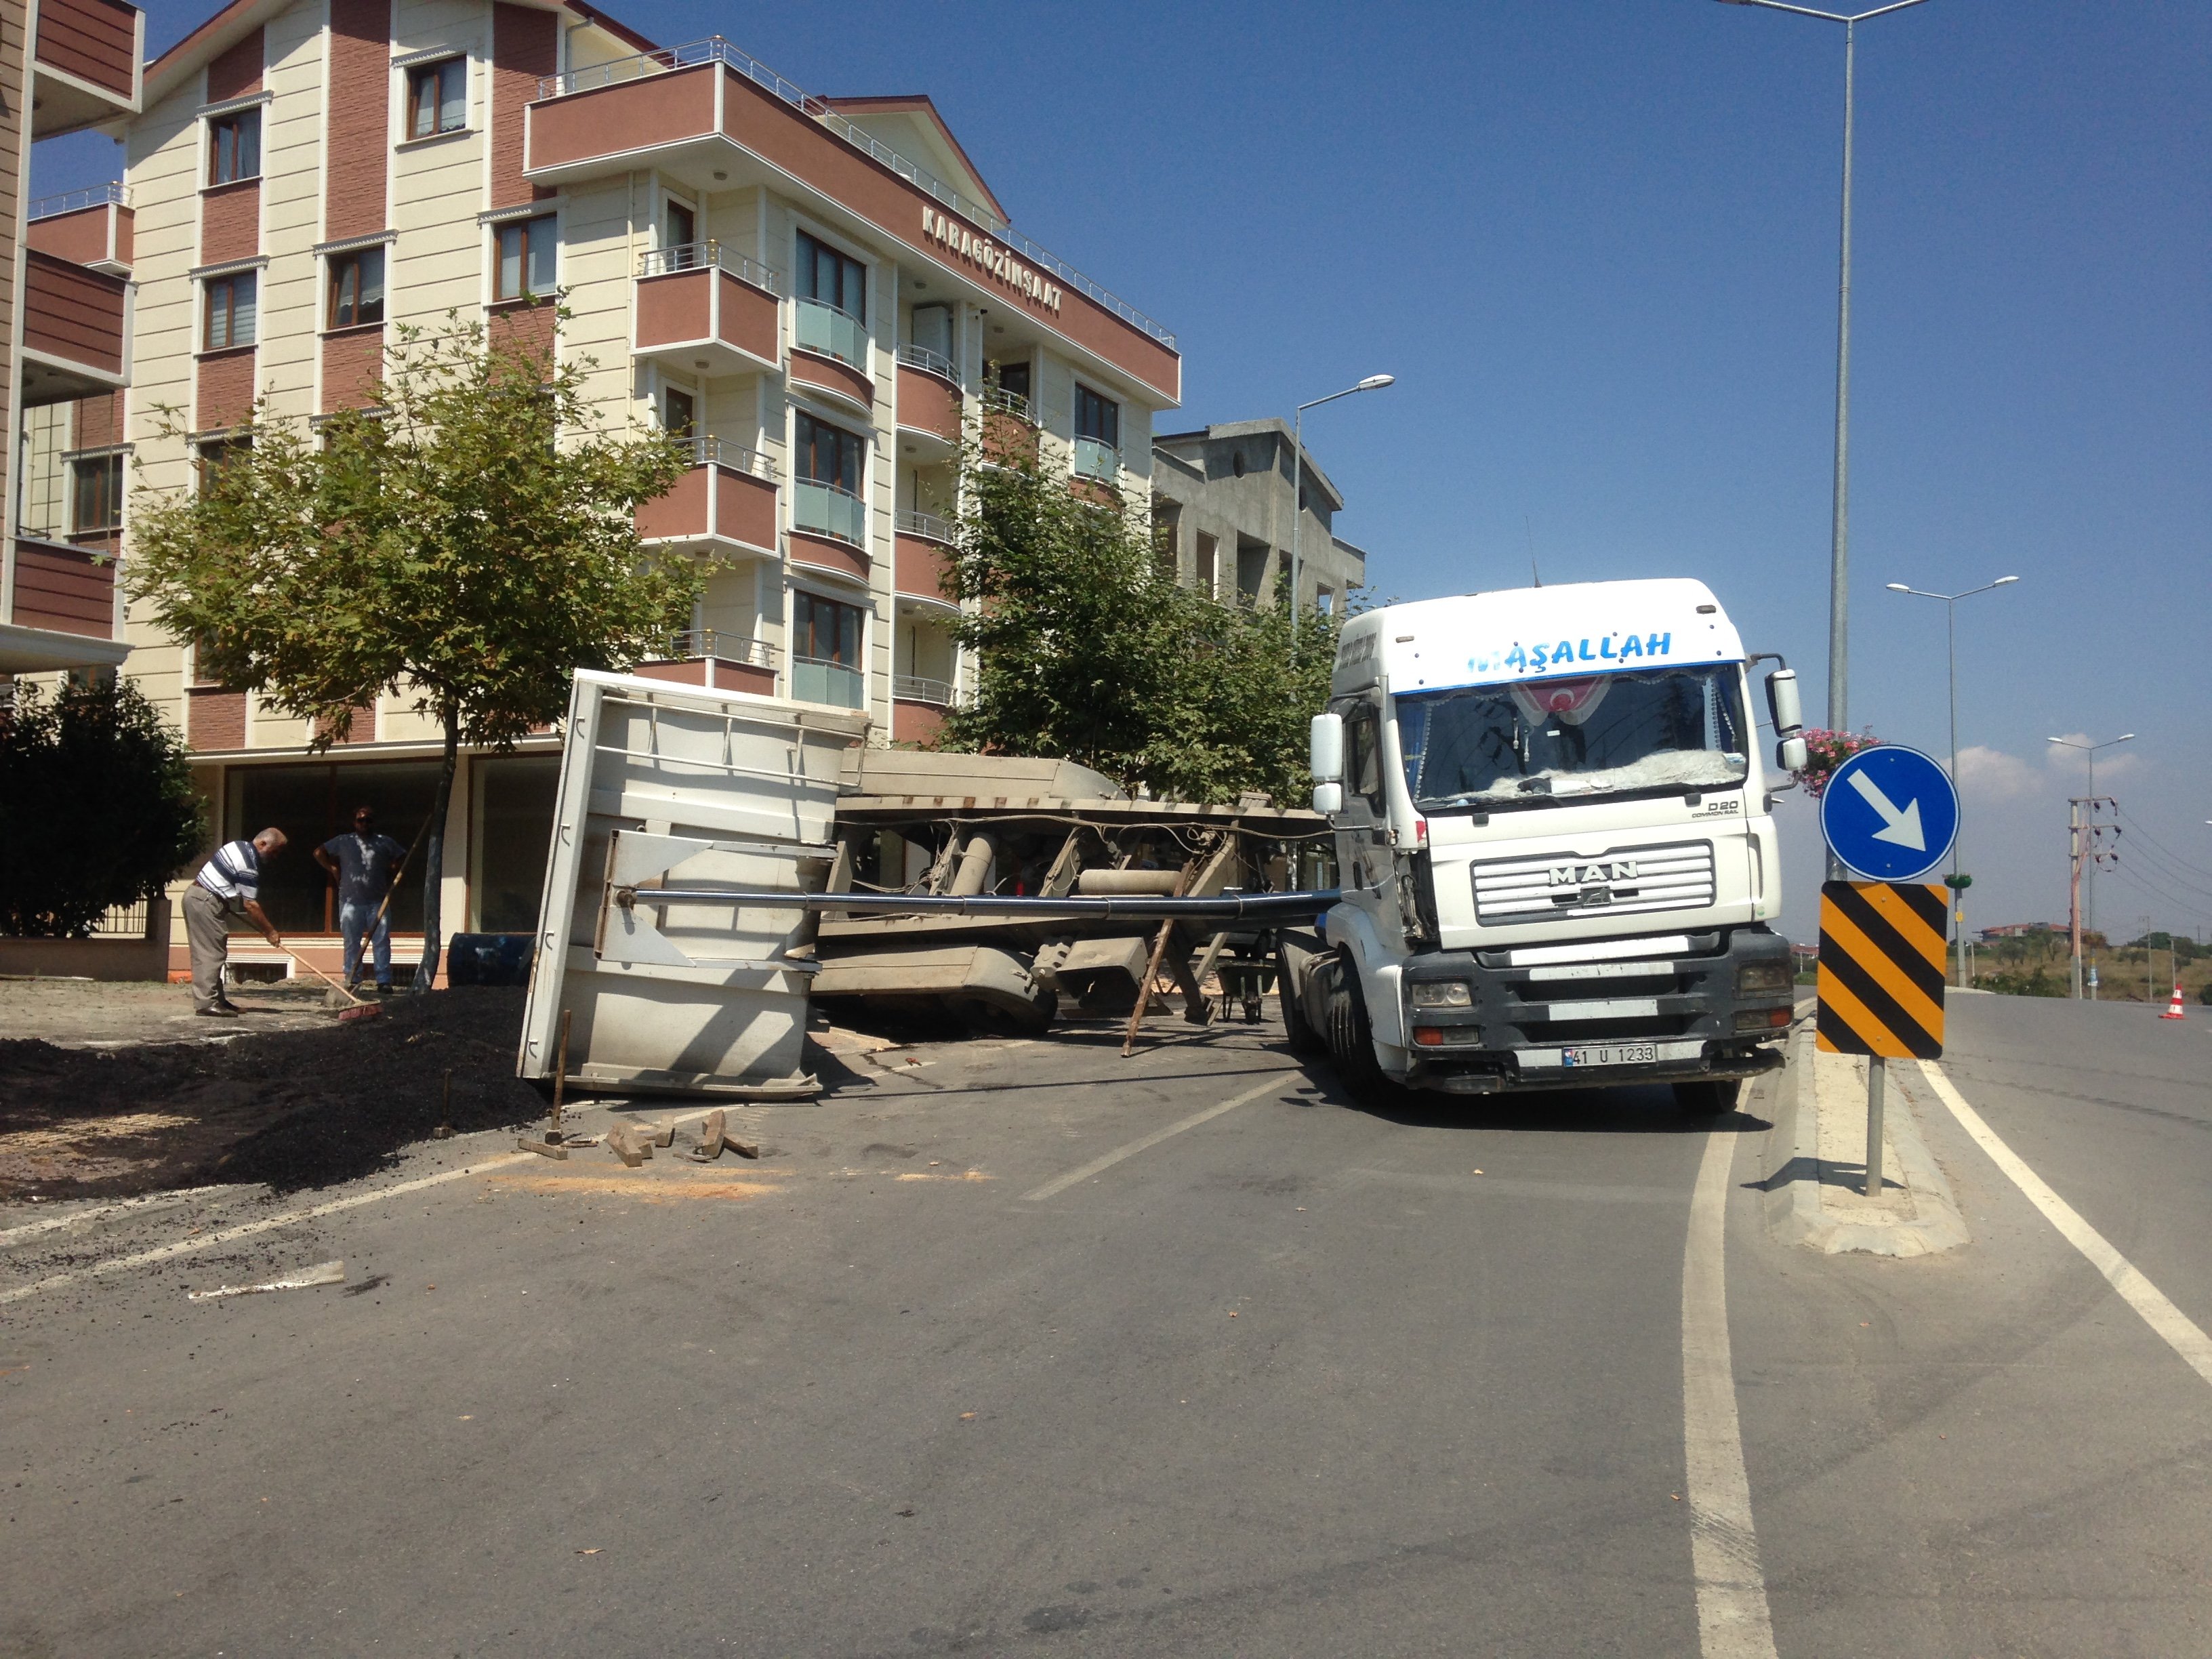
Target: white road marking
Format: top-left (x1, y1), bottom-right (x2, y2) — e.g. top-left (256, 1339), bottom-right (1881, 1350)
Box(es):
top-left (1682, 1126), bottom-right (1779, 1659)
top-left (0, 1187), bottom-right (234, 1248)
top-left (1919, 1058), bottom-right (2212, 1387)
top-left (0, 1154), bottom-right (534, 1307)
top-left (1020, 1073), bottom-right (1294, 1202)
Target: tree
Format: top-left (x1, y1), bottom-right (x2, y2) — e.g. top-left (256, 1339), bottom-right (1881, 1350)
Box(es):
top-left (938, 424), bottom-right (1343, 805)
top-left (129, 307), bottom-right (698, 987)
top-left (0, 676), bottom-right (204, 937)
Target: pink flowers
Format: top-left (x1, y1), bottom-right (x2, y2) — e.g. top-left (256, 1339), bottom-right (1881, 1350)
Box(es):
top-left (1795, 728), bottom-right (1881, 798)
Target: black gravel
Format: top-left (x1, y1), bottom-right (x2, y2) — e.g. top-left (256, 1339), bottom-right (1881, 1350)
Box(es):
top-left (0, 987), bottom-right (546, 1198)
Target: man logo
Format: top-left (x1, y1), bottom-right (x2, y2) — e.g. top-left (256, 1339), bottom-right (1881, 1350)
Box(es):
top-left (1549, 861), bottom-right (1639, 887)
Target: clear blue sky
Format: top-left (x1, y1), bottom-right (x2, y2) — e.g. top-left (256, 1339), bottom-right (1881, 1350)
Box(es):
top-left (40, 1), bottom-right (2212, 949)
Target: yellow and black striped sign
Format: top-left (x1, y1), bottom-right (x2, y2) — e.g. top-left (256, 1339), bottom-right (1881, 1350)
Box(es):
top-left (1817, 880), bottom-right (1946, 1059)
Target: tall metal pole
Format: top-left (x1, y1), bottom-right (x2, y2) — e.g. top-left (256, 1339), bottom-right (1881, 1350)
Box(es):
top-left (1290, 409), bottom-right (1305, 658)
top-left (1829, 18), bottom-right (1855, 750)
top-left (1944, 592), bottom-right (1962, 981)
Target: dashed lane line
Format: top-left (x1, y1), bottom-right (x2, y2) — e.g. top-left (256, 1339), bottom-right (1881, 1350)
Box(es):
top-left (1919, 1057), bottom-right (2212, 1388)
top-left (1682, 1123), bottom-right (1780, 1659)
top-left (1019, 1072), bottom-right (1298, 1202)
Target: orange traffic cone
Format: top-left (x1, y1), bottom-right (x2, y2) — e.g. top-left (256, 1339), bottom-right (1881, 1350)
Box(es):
top-left (2161, 985), bottom-right (2187, 1021)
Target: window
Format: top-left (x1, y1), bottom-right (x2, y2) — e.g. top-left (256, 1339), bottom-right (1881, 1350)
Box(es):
top-left (406, 58), bottom-right (467, 139)
top-left (664, 198), bottom-right (696, 251)
top-left (794, 590), bottom-right (863, 668)
top-left (795, 229), bottom-right (865, 321)
top-left (1345, 705), bottom-right (1382, 813)
top-left (1195, 531), bottom-right (1218, 595)
top-left (988, 359), bottom-right (1031, 402)
top-left (72, 455), bottom-right (123, 535)
top-left (794, 410), bottom-right (864, 494)
top-left (197, 437), bottom-right (251, 493)
top-left (1075, 384), bottom-right (1120, 451)
top-left (495, 215), bottom-right (557, 300)
top-left (204, 272), bottom-right (258, 350)
top-left (327, 247), bottom-right (385, 329)
top-left (661, 386), bottom-right (695, 438)
top-left (208, 108), bottom-right (260, 184)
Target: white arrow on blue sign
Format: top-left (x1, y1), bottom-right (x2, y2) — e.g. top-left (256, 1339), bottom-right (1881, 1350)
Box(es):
top-left (1818, 744), bottom-right (1960, 883)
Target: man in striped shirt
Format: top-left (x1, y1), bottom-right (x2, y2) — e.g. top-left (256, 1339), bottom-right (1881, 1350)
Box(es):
top-left (184, 828), bottom-right (289, 1017)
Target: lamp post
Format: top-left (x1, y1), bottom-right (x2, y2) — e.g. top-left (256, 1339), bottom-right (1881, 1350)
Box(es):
top-left (1289, 375), bottom-right (1393, 657)
top-left (2047, 732), bottom-right (2135, 998)
top-left (1885, 574), bottom-right (2019, 982)
top-left (1717, 0), bottom-right (1932, 872)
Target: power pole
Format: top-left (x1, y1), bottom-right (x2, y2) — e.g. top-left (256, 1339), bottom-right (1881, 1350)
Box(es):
top-left (2067, 794), bottom-right (2120, 1000)
top-left (2068, 798), bottom-right (2085, 999)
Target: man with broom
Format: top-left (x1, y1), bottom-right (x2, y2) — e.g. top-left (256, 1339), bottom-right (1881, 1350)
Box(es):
top-left (314, 805), bottom-right (409, 994)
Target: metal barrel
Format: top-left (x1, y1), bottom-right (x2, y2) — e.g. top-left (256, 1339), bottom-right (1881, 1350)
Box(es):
top-left (613, 888), bottom-right (1341, 922)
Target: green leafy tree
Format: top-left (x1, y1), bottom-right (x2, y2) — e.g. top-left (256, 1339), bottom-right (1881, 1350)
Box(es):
top-left (129, 307), bottom-right (698, 987)
top-left (0, 676), bottom-right (205, 937)
top-left (939, 424), bottom-right (1343, 804)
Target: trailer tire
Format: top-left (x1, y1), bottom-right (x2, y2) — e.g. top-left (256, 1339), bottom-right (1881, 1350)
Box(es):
top-left (1318, 953), bottom-right (1401, 1107)
top-left (1277, 944), bottom-right (1326, 1056)
top-left (1673, 1078), bottom-right (1741, 1115)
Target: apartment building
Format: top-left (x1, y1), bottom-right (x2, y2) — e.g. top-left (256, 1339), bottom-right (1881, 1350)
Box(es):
top-left (1151, 419), bottom-right (1367, 615)
top-left (71, 0), bottom-right (1180, 965)
top-left (1, 0), bottom-right (142, 677)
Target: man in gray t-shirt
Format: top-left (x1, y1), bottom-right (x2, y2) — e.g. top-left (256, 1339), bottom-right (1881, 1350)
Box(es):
top-left (314, 806), bottom-right (408, 991)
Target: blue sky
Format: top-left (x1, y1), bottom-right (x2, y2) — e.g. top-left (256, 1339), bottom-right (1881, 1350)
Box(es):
top-left (39, 1), bottom-right (2212, 947)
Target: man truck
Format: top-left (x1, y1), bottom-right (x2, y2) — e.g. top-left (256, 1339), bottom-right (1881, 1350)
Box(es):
top-left (1277, 577), bottom-right (1808, 1111)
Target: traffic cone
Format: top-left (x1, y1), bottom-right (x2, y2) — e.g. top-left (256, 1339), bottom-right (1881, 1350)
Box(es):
top-left (2161, 985), bottom-right (2186, 1021)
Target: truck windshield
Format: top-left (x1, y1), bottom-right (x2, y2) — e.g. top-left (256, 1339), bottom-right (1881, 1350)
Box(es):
top-left (1395, 665), bottom-right (1748, 812)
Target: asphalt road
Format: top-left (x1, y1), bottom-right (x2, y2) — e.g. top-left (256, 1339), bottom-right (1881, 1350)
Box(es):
top-left (4, 996), bottom-right (2210, 1656)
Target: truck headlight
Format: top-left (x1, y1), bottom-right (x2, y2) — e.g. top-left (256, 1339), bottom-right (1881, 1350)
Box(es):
top-left (1736, 961), bottom-right (1792, 996)
top-left (1408, 981), bottom-right (1473, 1008)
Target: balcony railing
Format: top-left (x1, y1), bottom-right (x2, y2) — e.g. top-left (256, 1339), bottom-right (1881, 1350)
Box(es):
top-left (983, 384), bottom-right (1033, 422)
top-left (896, 508), bottom-right (956, 544)
top-left (637, 239), bottom-right (781, 293)
top-left (792, 298), bottom-right (866, 369)
top-left (895, 342), bottom-right (956, 382)
top-left (792, 654), bottom-right (865, 710)
top-left (678, 434), bottom-right (776, 479)
top-left (28, 182), bottom-right (127, 220)
top-left (892, 674), bottom-right (955, 708)
top-left (535, 36), bottom-right (1174, 349)
top-left (791, 478), bottom-right (866, 546)
top-left (661, 629), bottom-right (777, 670)
top-left (1073, 437), bottom-right (1120, 481)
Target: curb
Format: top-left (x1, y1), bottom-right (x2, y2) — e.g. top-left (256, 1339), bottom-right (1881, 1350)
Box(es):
top-left (1764, 1011), bottom-right (1969, 1258)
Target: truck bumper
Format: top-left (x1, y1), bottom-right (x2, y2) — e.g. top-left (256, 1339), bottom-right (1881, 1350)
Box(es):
top-left (1397, 925), bottom-right (1795, 1095)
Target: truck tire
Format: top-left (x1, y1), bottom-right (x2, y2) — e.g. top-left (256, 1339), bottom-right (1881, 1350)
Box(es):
top-left (1318, 953), bottom-right (1401, 1107)
top-left (1674, 1078), bottom-right (1741, 1115)
top-left (1277, 943), bottom-right (1326, 1056)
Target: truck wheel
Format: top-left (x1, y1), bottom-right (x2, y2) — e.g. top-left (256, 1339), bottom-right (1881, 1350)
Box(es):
top-left (1674, 1078), bottom-right (1741, 1115)
top-left (1277, 944), bottom-right (1326, 1056)
top-left (1319, 954), bottom-right (1400, 1106)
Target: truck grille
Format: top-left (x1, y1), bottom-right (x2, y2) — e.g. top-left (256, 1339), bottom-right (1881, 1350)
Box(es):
top-left (1470, 839), bottom-right (1715, 928)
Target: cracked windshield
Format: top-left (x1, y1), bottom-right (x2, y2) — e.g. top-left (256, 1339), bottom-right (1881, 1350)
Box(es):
top-left (1396, 665), bottom-right (1750, 811)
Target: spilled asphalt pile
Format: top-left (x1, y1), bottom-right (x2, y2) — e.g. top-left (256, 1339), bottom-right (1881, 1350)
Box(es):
top-left (0, 987), bottom-right (544, 1199)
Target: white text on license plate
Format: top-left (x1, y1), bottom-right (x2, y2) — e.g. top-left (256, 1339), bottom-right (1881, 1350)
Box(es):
top-left (1562, 1042), bottom-right (1658, 1067)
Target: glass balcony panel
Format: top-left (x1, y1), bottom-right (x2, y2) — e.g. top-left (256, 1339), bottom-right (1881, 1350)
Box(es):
top-left (1073, 436), bottom-right (1120, 481)
top-left (793, 297), bottom-right (865, 367)
top-left (792, 655), bottom-right (865, 710)
top-left (792, 478), bottom-right (867, 546)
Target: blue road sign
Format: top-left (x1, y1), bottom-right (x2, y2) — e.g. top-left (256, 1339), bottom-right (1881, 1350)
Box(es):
top-left (1820, 745), bottom-right (1959, 882)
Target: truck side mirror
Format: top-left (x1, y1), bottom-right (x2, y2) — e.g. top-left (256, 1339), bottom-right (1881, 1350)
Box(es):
top-left (1309, 712), bottom-right (1345, 783)
top-left (1765, 668), bottom-right (1803, 739)
top-left (1311, 781), bottom-right (1345, 815)
top-left (1777, 735), bottom-right (1808, 773)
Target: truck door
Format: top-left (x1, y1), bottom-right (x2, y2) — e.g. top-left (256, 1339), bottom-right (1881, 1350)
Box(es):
top-left (1336, 697), bottom-right (1395, 939)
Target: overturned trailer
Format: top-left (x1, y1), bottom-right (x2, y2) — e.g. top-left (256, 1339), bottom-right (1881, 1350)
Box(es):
top-left (810, 750), bottom-right (1330, 1032)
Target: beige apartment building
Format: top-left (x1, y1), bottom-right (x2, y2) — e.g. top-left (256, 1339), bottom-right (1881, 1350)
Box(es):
top-left (56, 0), bottom-right (1181, 968)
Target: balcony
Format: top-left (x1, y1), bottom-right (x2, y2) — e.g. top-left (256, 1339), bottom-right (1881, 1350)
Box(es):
top-left (32, 0), bottom-right (142, 138)
top-left (789, 299), bottom-right (872, 413)
top-left (792, 654), bottom-right (865, 710)
top-left (789, 479), bottom-right (869, 581)
top-left (1073, 436), bottom-right (1120, 482)
top-left (981, 388), bottom-right (1038, 468)
top-left (19, 249), bottom-right (129, 407)
top-left (27, 184), bottom-right (131, 274)
top-left (634, 630), bottom-right (779, 697)
top-left (634, 242), bottom-right (780, 379)
top-left (890, 674), bottom-right (958, 744)
top-left (636, 437), bottom-right (779, 557)
top-left (895, 344), bottom-right (960, 457)
top-left (893, 510), bottom-right (957, 607)
top-left (7, 537), bottom-right (118, 642)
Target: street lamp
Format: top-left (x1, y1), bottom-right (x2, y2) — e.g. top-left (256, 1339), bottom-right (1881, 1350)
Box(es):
top-left (1290, 375), bottom-right (1393, 657)
top-left (2047, 731), bottom-right (2135, 998)
top-left (1717, 0), bottom-right (1933, 870)
top-left (1885, 574), bottom-right (2019, 983)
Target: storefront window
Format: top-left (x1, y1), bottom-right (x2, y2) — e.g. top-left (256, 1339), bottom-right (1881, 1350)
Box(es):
top-left (472, 756), bottom-right (559, 933)
top-left (228, 761), bottom-right (442, 933)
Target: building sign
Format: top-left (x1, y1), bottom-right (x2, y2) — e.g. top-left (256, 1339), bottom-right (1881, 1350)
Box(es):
top-left (921, 207), bottom-right (1063, 313)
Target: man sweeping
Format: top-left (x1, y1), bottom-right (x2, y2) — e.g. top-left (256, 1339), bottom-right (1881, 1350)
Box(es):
top-left (184, 828), bottom-right (288, 1017)
top-left (315, 806), bottom-right (408, 993)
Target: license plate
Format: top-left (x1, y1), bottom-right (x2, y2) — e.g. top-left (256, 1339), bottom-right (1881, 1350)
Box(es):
top-left (1562, 1042), bottom-right (1658, 1067)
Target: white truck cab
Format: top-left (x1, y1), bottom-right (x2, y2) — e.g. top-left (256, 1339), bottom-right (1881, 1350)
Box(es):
top-left (1280, 577), bottom-right (1807, 1111)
